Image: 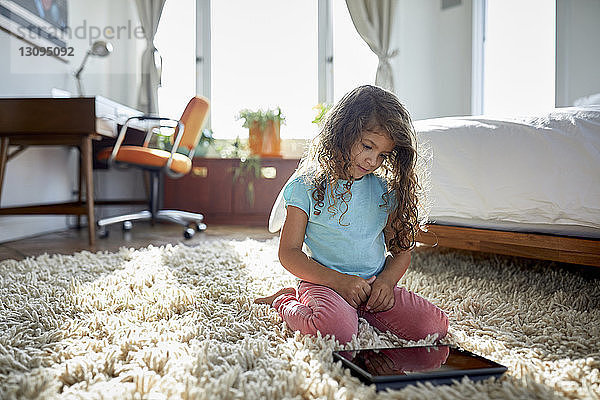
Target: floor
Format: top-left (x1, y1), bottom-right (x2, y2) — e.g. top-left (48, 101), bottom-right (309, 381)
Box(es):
top-left (0, 222), bottom-right (278, 261)
top-left (1, 223), bottom-right (598, 279)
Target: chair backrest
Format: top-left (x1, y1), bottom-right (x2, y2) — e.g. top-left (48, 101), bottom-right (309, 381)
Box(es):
top-left (177, 96), bottom-right (210, 152)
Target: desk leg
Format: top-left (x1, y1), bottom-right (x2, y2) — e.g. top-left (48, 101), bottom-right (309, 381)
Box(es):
top-left (81, 136), bottom-right (96, 246)
top-left (0, 138), bottom-right (9, 206)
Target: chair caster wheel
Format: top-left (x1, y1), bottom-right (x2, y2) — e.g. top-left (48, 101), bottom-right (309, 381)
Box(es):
top-left (122, 221), bottom-right (133, 231)
top-left (184, 227), bottom-right (195, 239)
top-left (196, 223), bottom-right (207, 232)
top-left (98, 228), bottom-right (109, 238)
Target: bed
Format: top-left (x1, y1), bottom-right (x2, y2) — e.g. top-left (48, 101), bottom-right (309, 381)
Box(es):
top-left (269, 106), bottom-right (600, 267)
top-left (414, 106), bottom-right (600, 267)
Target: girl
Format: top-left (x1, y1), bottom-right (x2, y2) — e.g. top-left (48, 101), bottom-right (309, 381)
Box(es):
top-left (256, 85), bottom-right (448, 345)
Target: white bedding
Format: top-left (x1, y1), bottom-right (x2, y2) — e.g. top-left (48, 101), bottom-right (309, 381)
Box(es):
top-left (415, 106), bottom-right (600, 238)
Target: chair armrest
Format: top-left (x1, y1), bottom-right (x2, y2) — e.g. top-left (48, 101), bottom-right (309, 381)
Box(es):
top-left (108, 116), bottom-right (185, 169)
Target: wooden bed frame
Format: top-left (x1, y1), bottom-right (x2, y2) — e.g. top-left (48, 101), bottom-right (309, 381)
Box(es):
top-left (416, 224), bottom-right (600, 267)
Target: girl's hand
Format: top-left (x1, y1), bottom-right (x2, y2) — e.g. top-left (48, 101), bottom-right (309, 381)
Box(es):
top-left (334, 275), bottom-right (375, 308)
top-left (365, 276), bottom-right (395, 312)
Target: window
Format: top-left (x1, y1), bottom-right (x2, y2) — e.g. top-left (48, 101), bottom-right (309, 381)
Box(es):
top-left (482, 0), bottom-right (555, 116)
top-left (158, 0), bottom-right (380, 140)
top-left (210, 0), bottom-right (318, 140)
top-left (332, 0), bottom-right (378, 103)
top-left (155, 0), bottom-right (196, 119)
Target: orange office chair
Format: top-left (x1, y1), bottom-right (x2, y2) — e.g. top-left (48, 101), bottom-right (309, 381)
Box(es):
top-left (96, 96), bottom-right (209, 239)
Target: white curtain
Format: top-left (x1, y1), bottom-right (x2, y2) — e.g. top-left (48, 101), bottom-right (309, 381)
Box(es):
top-left (345, 0), bottom-right (399, 92)
top-left (135, 0), bottom-right (167, 114)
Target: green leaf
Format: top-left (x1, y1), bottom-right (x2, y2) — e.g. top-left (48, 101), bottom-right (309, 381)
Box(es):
top-left (312, 103), bottom-right (333, 125)
top-left (237, 107), bottom-right (286, 129)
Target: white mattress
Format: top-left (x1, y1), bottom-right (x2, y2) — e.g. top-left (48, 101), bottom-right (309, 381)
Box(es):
top-left (414, 106), bottom-right (600, 238)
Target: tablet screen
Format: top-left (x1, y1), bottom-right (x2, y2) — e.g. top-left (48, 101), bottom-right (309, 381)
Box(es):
top-left (334, 345), bottom-right (504, 378)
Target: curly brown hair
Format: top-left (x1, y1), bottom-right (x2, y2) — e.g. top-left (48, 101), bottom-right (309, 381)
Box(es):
top-left (298, 85), bottom-right (421, 254)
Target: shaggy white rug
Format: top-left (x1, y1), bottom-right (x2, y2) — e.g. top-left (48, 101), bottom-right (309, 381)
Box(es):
top-left (0, 238), bottom-right (598, 399)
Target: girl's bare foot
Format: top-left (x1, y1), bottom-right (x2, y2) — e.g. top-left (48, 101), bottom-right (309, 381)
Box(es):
top-left (254, 287), bottom-right (296, 306)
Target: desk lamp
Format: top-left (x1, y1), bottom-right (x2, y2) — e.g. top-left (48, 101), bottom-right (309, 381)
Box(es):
top-left (74, 40), bottom-right (113, 96)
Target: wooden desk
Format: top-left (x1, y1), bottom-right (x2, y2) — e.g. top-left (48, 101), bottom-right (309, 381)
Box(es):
top-left (0, 97), bottom-right (142, 245)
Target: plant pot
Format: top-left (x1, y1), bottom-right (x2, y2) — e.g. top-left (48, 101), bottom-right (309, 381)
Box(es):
top-left (248, 120), bottom-right (281, 157)
top-left (248, 121), bottom-right (263, 156)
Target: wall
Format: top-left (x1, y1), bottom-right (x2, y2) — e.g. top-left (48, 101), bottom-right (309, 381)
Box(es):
top-left (393, 0), bottom-right (600, 118)
top-left (556, 0), bottom-right (600, 106)
top-left (393, 0), bottom-right (473, 120)
top-left (0, 0), bottom-right (145, 244)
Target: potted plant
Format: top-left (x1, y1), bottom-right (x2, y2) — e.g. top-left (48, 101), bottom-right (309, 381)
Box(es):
top-left (237, 107), bottom-right (285, 157)
top-left (312, 103), bottom-right (332, 126)
top-left (194, 128), bottom-right (215, 157)
top-left (156, 127), bottom-right (215, 157)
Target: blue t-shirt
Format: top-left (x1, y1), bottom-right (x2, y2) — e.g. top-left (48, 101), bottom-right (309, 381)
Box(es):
top-left (282, 173), bottom-right (391, 279)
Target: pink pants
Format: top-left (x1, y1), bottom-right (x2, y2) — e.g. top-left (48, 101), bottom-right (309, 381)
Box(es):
top-left (273, 281), bottom-right (448, 344)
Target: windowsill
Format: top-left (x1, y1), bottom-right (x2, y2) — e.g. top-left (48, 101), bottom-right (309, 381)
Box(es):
top-left (198, 138), bottom-right (308, 159)
top-left (280, 139), bottom-right (309, 158)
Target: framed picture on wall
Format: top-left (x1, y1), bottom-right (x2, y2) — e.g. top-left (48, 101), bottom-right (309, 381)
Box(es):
top-left (0, 0), bottom-right (68, 49)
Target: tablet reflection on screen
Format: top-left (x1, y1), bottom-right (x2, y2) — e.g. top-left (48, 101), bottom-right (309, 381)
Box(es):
top-left (338, 346), bottom-right (451, 376)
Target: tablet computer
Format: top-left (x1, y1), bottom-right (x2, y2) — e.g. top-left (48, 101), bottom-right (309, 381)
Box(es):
top-left (333, 345), bottom-right (507, 391)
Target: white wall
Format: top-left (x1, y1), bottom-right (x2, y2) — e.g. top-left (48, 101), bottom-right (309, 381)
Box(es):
top-left (556, 0), bottom-right (600, 107)
top-left (393, 0), bottom-right (473, 120)
top-left (393, 0), bottom-right (600, 118)
top-left (0, 0), bottom-right (145, 244)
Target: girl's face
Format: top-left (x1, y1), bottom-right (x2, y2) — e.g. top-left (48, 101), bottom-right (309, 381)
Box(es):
top-left (350, 129), bottom-right (394, 179)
